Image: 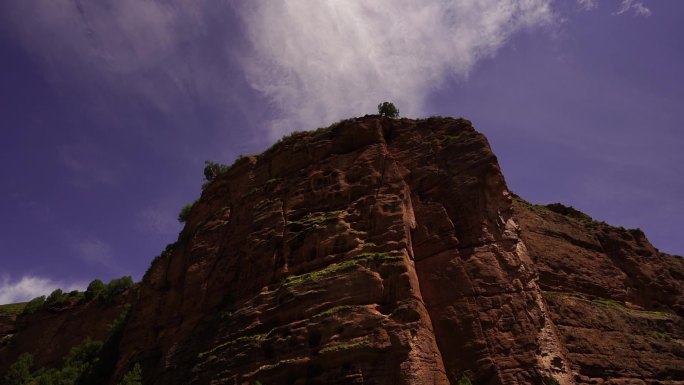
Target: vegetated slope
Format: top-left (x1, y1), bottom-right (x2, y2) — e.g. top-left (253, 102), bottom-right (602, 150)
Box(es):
top-left (512, 199), bottom-right (684, 383)
top-left (1, 116), bottom-right (682, 385)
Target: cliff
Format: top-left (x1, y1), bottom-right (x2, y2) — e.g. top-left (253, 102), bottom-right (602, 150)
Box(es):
top-left (1, 116), bottom-right (682, 385)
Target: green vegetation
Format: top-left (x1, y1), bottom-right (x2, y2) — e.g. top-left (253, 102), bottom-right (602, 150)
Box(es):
top-left (544, 291), bottom-right (670, 318)
top-left (197, 333), bottom-right (267, 360)
top-left (177, 201), bottom-right (195, 223)
top-left (319, 341), bottom-right (366, 354)
top-left (117, 363), bottom-right (143, 385)
top-left (457, 374), bottom-right (473, 385)
top-left (7, 284), bottom-right (136, 384)
top-left (649, 331), bottom-right (671, 341)
top-left (109, 304), bottom-right (132, 333)
top-left (312, 305), bottom-right (353, 319)
top-left (517, 199), bottom-right (553, 215)
top-left (144, 242), bottom-right (176, 280)
top-left (377, 101), bottom-right (399, 118)
top-left (0, 302), bottom-right (27, 315)
top-left (289, 211), bottom-right (343, 233)
top-left (203, 161), bottom-right (230, 182)
top-left (4, 339), bottom-right (104, 385)
top-left (542, 291), bottom-right (587, 300)
top-left (284, 251), bottom-right (403, 287)
top-left (242, 186), bottom-right (261, 199)
top-left (20, 276), bottom-right (133, 316)
top-left (543, 376), bottom-right (560, 385)
top-left (21, 296), bottom-right (45, 315)
top-left (3, 353), bottom-right (33, 385)
top-left (444, 131), bottom-right (470, 144)
top-left (99, 276), bottom-right (134, 304)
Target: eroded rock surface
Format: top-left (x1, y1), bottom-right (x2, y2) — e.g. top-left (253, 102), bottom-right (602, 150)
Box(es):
top-left (513, 199), bottom-right (684, 384)
top-left (1, 116), bottom-right (682, 385)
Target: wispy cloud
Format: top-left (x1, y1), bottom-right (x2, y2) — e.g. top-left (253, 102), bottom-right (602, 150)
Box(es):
top-left (73, 237), bottom-right (117, 270)
top-left (235, 1), bottom-right (554, 138)
top-left (615, 0), bottom-right (651, 17)
top-left (59, 140), bottom-right (124, 186)
top-left (0, 1), bottom-right (241, 134)
top-left (0, 275), bottom-right (84, 304)
top-left (577, 0), bottom-right (598, 11)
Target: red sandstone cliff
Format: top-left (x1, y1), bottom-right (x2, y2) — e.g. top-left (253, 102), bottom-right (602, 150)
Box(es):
top-left (1, 116), bottom-right (682, 385)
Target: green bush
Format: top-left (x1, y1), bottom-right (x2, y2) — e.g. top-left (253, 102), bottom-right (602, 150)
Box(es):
top-left (103, 276), bottom-right (133, 302)
top-left (458, 375), bottom-right (473, 385)
top-left (178, 202), bottom-right (194, 223)
top-left (117, 363), bottom-right (143, 385)
top-left (203, 161), bottom-right (230, 182)
top-left (377, 101), bottom-right (399, 118)
top-left (45, 289), bottom-right (67, 308)
top-left (22, 296), bottom-right (45, 315)
top-left (85, 279), bottom-right (106, 301)
top-left (3, 353), bottom-right (33, 385)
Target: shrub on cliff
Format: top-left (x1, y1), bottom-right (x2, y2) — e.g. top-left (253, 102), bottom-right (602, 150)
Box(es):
top-left (45, 288), bottom-right (67, 308)
top-left (178, 202), bottom-right (194, 223)
top-left (377, 101), bottom-right (399, 118)
top-left (21, 295), bottom-right (45, 315)
top-left (118, 363), bottom-right (143, 385)
top-left (3, 353), bottom-right (33, 385)
top-left (85, 279), bottom-right (106, 301)
top-left (458, 375), bottom-right (473, 385)
top-left (102, 276), bottom-right (133, 301)
top-left (203, 161), bottom-right (230, 182)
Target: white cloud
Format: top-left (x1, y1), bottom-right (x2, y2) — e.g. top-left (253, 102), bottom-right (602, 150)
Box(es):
top-left (235, 0), bottom-right (554, 138)
top-left (615, 0), bottom-right (651, 17)
top-left (0, 275), bottom-right (84, 304)
top-left (577, 0), bottom-right (598, 11)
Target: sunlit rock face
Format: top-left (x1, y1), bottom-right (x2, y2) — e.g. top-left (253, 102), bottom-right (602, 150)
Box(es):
top-left (2, 116), bottom-right (682, 385)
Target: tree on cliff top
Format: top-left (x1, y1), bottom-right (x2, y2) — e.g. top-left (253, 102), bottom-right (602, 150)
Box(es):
top-left (377, 101), bottom-right (399, 118)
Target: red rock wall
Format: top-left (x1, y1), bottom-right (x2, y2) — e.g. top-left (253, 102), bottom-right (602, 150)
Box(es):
top-left (513, 199), bottom-right (684, 384)
top-left (4, 116), bottom-right (682, 385)
top-left (112, 117), bottom-right (571, 385)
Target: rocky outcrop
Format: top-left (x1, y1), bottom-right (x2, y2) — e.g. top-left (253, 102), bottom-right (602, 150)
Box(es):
top-left (109, 116), bottom-right (570, 385)
top-left (0, 290), bottom-right (135, 375)
top-left (512, 199), bottom-right (684, 384)
top-left (1, 116), bottom-right (682, 385)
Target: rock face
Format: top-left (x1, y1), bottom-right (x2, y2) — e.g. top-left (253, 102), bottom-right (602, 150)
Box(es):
top-left (512, 200), bottom-right (684, 384)
top-left (1, 116), bottom-right (682, 385)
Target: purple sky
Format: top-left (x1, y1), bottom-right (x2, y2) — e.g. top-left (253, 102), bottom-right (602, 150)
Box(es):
top-left (1, 0), bottom-right (682, 303)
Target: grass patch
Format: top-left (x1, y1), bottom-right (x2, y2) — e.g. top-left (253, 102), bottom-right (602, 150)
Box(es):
top-left (0, 302), bottom-right (27, 315)
top-left (312, 305), bottom-right (353, 319)
top-left (197, 333), bottom-right (267, 360)
top-left (444, 131), bottom-right (470, 144)
top-left (284, 252), bottom-right (403, 288)
top-left (290, 211), bottom-right (343, 230)
top-left (648, 331), bottom-right (671, 341)
top-left (542, 291), bottom-right (587, 300)
top-left (319, 341), bottom-right (366, 354)
top-left (592, 298), bottom-right (670, 317)
top-left (242, 186), bottom-right (262, 199)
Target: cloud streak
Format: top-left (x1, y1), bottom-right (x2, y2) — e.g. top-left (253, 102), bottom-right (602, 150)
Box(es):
top-left (235, 0), bottom-right (554, 137)
top-left (615, 0), bottom-right (651, 17)
top-left (0, 275), bottom-right (84, 304)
